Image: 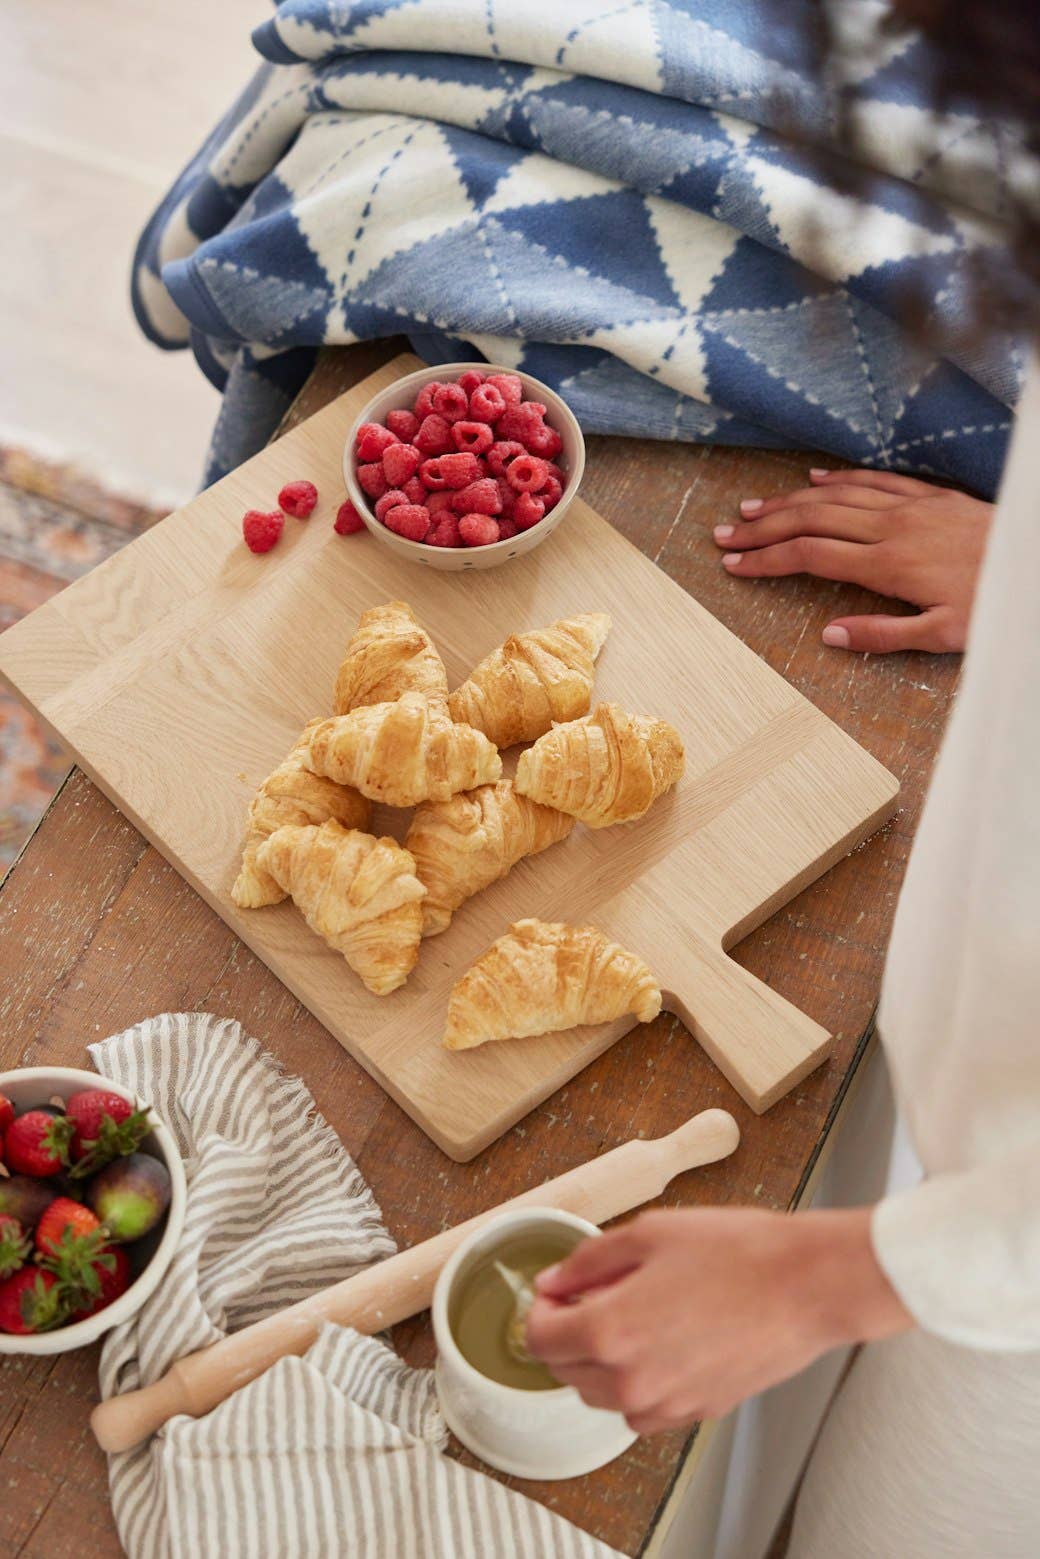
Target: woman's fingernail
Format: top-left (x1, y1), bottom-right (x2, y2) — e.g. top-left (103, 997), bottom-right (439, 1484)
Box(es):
top-left (810, 468), bottom-right (830, 478)
top-left (722, 553), bottom-right (742, 568)
top-left (822, 625), bottom-right (850, 648)
top-left (535, 1264), bottom-right (562, 1291)
top-left (740, 498), bottom-right (763, 514)
top-left (714, 524), bottom-right (734, 541)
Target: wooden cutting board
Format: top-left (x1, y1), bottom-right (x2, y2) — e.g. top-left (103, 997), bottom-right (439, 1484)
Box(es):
top-left (0, 355), bottom-right (898, 1160)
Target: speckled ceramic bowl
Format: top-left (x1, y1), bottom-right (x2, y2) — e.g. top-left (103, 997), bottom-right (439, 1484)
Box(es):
top-left (0, 1067), bottom-right (186, 1355)
top-left (343, 362), bottom-right (585, 572)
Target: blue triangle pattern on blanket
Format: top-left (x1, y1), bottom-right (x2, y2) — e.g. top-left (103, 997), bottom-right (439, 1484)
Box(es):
top-left (489, 190), bottom-right (685, 311)
top-left (527, 97), bottom-right (738, 204)
top-left (439, 126), bottom-right (518, 208)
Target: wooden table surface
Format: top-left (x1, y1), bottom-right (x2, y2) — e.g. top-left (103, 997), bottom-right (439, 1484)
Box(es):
top-left (0, 344), bottom-right (959, 1558)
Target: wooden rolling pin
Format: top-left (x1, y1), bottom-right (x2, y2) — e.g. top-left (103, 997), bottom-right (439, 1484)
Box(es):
top-left (91, 1108), bottom-right (738, 1453)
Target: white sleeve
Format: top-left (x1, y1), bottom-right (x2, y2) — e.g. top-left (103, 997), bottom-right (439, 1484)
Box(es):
top-left (871, 1138), bottom-right (1040, 1352)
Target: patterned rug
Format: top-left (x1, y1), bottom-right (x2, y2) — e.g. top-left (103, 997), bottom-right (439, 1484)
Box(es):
top-left (0, 456), bottom-right (164, 874)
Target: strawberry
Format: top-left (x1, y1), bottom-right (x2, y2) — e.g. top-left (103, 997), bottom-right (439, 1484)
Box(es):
top-left (35, 1196), bottom-right (102, 1256)
top-left (0, 1215), bottom-right (29, 1279)
top-left (0, 1094), bottom-right (13, 1137)
top-left (74, 1246), bottom-right (132, 1319)
top-left (35, 1199), bottom-right (115, 1313)
top-left (65, 1090), bottom-right (150, 1178)
top-left (3, 1110), bottom-right (72, 1176)
top-left (0, 1267), bottom-right (68, 1334)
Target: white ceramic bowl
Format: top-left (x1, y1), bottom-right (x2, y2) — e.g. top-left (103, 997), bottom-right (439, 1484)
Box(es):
top-left (343, 362), bottom-right (586, 571)
top-left (0, 1067), bottom-right (187, 1355)
top-left (432, 1207), bottom-right (637, 1480)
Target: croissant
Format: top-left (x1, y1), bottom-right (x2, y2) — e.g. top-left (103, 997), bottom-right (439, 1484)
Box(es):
top-left (334, 600), bottom-right (448, 714)
top-left (405, 781), bottom-right (574, 936)
top-left (515, 702), bottom-right (684, 827)
top-left (254, 820), bottom-right (425, 995)
top-left (231, 721), bottom-right (372, 909)
top-left (447, 612), bottom-right (611, 748)
top-left (443, 918), bottom-right (661, 1050)
top-left (304, 691), bottom-right (502, 807)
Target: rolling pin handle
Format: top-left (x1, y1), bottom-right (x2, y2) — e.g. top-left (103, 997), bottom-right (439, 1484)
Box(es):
top-left (664, 1107), bottom-right (740, 1167)
top-left (91, 1367), bottom-right (191, 1454)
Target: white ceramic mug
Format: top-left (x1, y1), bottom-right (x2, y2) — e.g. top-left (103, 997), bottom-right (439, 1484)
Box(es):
top-left (432, 1206), bottom-right (637, 1480)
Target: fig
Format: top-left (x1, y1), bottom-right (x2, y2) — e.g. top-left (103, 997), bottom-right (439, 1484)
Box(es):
top-left (0, 1175), bottom-right (57, 1230)
top-left (86, 1153), bottom-right (171, 1242)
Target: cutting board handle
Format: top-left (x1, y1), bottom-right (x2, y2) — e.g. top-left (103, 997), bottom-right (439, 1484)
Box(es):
top-left (661, 934), bottom-right (832, 1112)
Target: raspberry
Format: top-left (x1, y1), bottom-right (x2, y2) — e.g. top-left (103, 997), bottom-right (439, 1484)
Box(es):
top-left (487, 440), bottom-right (526, 477)
top-left (496, 403), bottom-right (547, 444)
top-left (486, 373), bottom-right (523, 406)
top-left (382, 442), bottom-right (421, 486)
top-left (451, 478), bottom-right (502, 516)
top-left (497, 517), bottom-right (519, 541)
top-left (414, 414), bottom-right (453, 455)
top-left (419, 458), bottom-right (447, 491)
top-left (546, 462), bottom-right (565, 485)
top-left (459, 513), bottom-right (501, 547)
top-left (242, 509), bottom-right (284, 553)
top-left (470, 383), bottom-right (507, 423)
top-left (452, 421), bottom-right (494, 455)
top-left (436, 452), bottom-right (481, 489)
top-left (540, 472), bottom-right (564, 510)
top-left (278, 479), bottom-right (318, 518)
top-left (474, 456), bottom-right (489, 478)
top-left (356, 422), bottom-right (398, 462)
top-left (334, 500), bottom-right (366, 535)
top-left (431, 383), bottom-right (469, 423)
top-left (428, 514), bottom-right (462, 548)
top-left (506, 453), bottom-right (549, 493)
top-left (357, 462), bottom-right (388, 499)
top-left (414, 381), bottom-right (441, 420)
top-left (384, 504), bottom-right (430, 542)
top-left (374, 489), bottom-right (409, 522)
top-left (494, 478), bottom-right (516, 517)
top-left (514, 492), bottom-right (546, 530)
top-left (386, 407), bottom-right (420, 442)
top-left (524, 421), bottom-right (563, 460)
top-left (426, 490), bottom-right (455, 515)
top-left (457, 369), bottom-right (486, 397)
top-left (401, 475), bottom-right (426, 504)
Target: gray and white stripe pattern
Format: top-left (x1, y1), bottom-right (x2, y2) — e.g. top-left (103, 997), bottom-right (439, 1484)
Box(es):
top-left (91, 1013), bottom-right (622, 1559)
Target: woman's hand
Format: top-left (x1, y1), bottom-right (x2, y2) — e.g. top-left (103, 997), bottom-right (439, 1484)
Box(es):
top-left (713, 468), bottom-right (993, 654)
top-left (525, 1207), bottom-right (912, 1435)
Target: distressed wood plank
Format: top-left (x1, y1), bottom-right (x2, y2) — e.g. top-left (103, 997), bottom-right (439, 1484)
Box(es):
top-left (0, 343), bottom-right (958, 1556)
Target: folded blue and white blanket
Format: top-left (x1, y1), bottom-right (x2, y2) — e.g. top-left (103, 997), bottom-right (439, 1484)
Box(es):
top-left (134, 1), bottom-right (1034, 495)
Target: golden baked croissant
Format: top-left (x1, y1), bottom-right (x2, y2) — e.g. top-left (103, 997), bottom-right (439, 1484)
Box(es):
top-left (443, 918), bottom-right (661, 1050)
top-left (447, 612), bottom-right (611, 747)
top-left (334, 600), bottom-right (448, 714)
top-left (304, 690), bottom-right (502, 807)
top-left (405, 781), bottom-right (574, 936)
top-left (515, 702), bottom-right (684, 827)
top-left (255, 820), bottom-right (425, 995)
top-left (231, 721), bottom-right (372, 909)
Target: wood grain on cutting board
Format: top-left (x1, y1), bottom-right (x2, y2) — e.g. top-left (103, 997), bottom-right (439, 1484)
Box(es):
top-left (0, 355), bottom-right (899, 1159)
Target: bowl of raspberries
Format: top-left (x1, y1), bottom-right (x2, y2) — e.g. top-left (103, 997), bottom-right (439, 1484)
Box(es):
top-left (0, 1067), bottom-right (186, 1353)
top-left (342, 363), bottom-right (585, 570)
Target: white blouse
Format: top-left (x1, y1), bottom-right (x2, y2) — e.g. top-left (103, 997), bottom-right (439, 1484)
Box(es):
top-left (872, 365), bottom-right (1040, 1351)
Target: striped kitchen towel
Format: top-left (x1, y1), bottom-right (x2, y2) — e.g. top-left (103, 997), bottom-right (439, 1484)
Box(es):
top-left (91, 1013), bottom-right (621, 1559)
